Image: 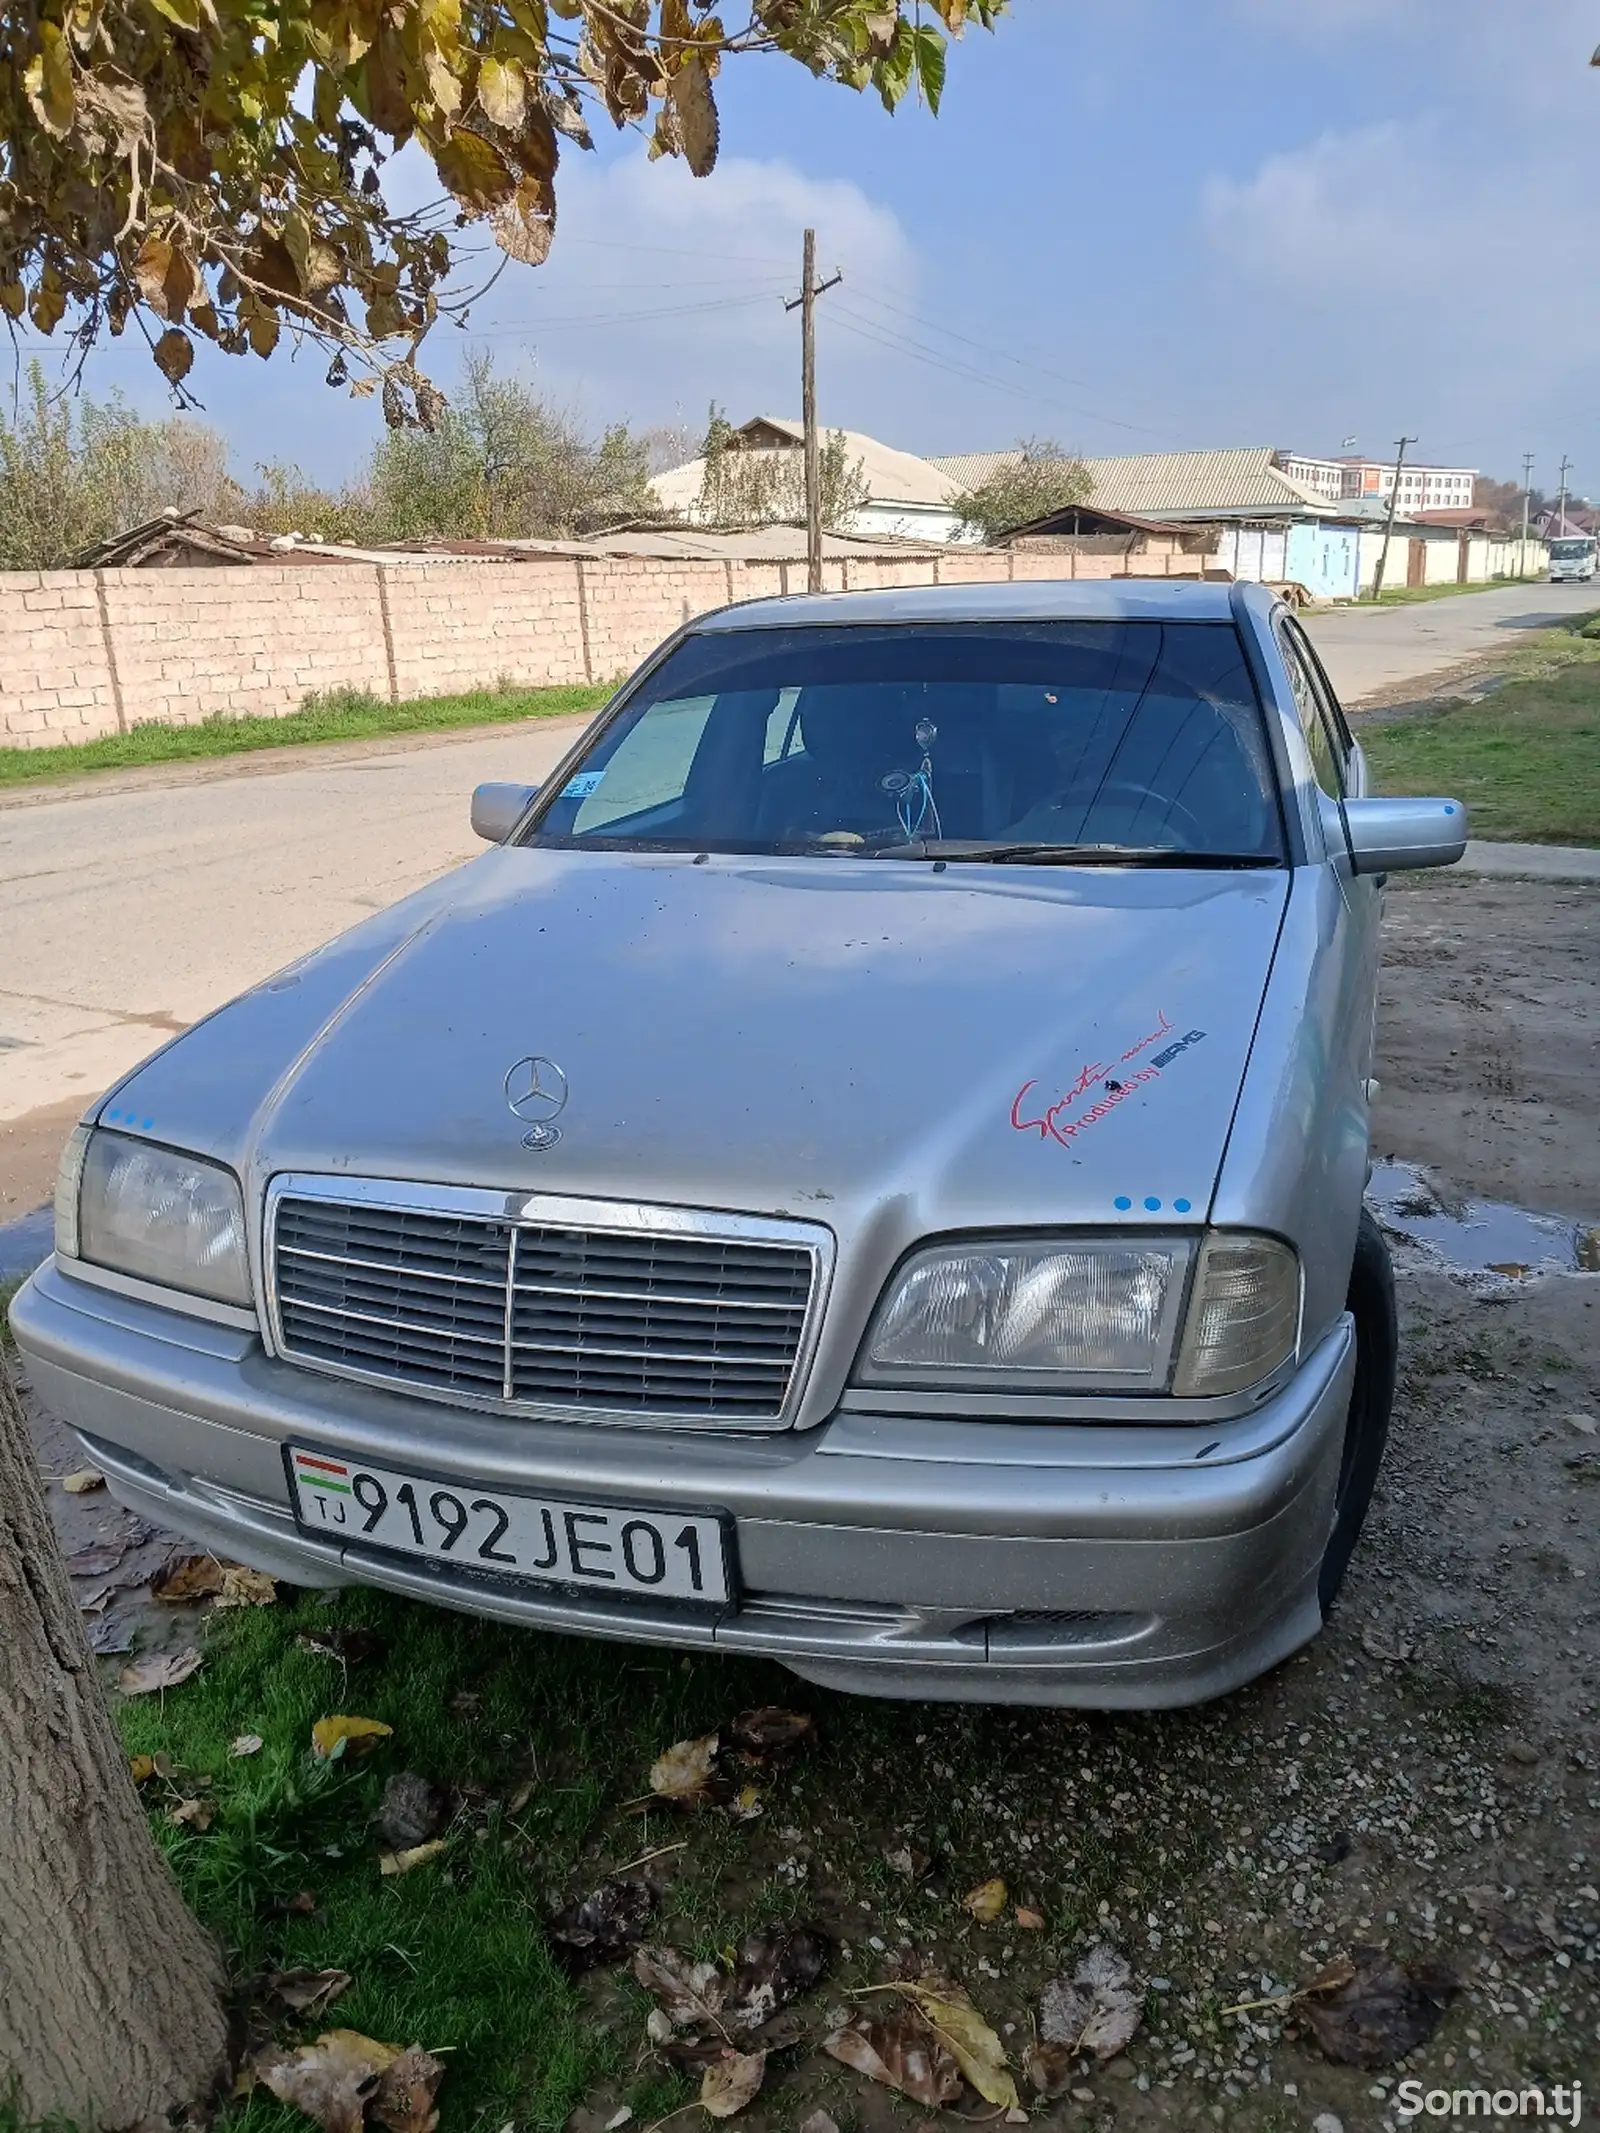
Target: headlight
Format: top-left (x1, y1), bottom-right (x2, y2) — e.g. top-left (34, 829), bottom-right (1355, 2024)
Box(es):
top-left (859, 1230), bottom-right (1300, 1397)
top-left (860, 1238), bottom-right (1195, 1391)
top-left (61, 1129), bottom-right (252, 1308)
top-left (1173, 1233), bottom-right (1300, 1396)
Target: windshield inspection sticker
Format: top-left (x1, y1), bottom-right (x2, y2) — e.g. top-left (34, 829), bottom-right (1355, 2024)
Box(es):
top-left (561, 770), bottom-right (606, 798)
top-left (1011, 1014), bottom-right (1207, 1151)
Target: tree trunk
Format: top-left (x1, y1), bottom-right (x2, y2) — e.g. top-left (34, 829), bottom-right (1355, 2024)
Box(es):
top-left (0, 1350), bottom-right (229, 2123)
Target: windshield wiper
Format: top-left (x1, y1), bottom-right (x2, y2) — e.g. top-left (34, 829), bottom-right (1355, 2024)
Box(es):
top-left (876, 840), bottom-right (1279, 868)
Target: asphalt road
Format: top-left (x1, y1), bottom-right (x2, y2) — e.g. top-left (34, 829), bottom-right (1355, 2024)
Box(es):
top-left (1, 580), bottom-right (1594, 1187)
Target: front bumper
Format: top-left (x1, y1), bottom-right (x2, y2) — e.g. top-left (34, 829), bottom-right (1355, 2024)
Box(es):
top-left (11, 1257), bottom-right (1355, 1708)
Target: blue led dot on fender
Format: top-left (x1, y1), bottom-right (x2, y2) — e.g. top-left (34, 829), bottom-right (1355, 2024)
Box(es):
top-left (1144, 1196), bottom-right (1161, 1211)
top-left (1174, 1197), bottom-right (1192, 1213)
top-left (1114, 1195), bottom-right (1132, 1210)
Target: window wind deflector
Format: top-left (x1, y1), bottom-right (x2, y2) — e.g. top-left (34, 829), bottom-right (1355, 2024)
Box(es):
top-left (877, 841), bottom-right (1283, 868)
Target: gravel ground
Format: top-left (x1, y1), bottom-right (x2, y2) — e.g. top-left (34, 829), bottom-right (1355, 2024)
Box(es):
top-left (11, 873), bottom-right (1600, 2130)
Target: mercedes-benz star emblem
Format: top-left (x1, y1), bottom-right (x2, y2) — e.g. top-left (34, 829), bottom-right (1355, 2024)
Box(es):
top-left (504, 1055), bottom-right (568, 1150)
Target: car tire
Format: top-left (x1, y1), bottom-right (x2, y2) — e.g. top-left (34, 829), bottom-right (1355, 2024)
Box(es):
top-left (1318, 1207), bottom-right (1398, 1614)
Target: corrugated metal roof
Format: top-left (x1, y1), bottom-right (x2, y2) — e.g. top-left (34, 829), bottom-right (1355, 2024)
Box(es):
top-left (927, 446), bottom-right (1334, 518)
top-left (652, 418), bottom-right (963, 514)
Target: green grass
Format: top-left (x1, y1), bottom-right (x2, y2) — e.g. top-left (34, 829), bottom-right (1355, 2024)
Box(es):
top-left (0, 682), bottom-right (612, 791)
top-left (1362, 625), bottom-right (1600, 844)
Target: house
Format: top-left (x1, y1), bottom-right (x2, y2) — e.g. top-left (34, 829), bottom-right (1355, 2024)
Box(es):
top-left (650, 416), bottom-right (975, 545)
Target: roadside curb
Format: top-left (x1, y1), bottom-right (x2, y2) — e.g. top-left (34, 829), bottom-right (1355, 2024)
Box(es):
top-left (1453, 839), bottom-right (1600, 885)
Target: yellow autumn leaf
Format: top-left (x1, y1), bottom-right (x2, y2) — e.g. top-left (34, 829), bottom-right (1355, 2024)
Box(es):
top-left (648, 1732), bottom-right (719, 1801)
top-left (378, 1837), bottom-right (448, 1876)
top-left (310, 1714), bottom-right (393, 1761)
top-left (430, 126), bottom-right (516, 212)
top-left (24, 23), bottom-right (75, 138)
top-left (897, 1981), bottom-right (1019, 2112)
top-left (477, 54), bottom-right (527, 130)
top-left (129, 1754), bottom-right (157, 1783)
top-left (961, 1876), bottom-right (1007, 1924)
top-left (60, 1467), bottom-right (104, 1494)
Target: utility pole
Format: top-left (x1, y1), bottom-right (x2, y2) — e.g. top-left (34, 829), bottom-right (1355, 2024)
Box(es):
top-left (785, 230), bottom-right (841, 593)
top-left (1557, 455), bottom-right (1572, 537)
top-left (1521, 452), bottom-right (1534, 577)
top-left (1369, 434), bottom-right (1417, 601)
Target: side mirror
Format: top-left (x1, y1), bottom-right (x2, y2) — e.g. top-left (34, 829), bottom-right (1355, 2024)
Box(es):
top-left (470, 782), bottom-right (538, 843)
top-left (1343, 796), bottom-right (1467, 874)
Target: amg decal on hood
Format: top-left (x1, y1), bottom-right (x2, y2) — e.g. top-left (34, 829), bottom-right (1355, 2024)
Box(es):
top-left (1011, 1019), bottom-right (1208, 1151)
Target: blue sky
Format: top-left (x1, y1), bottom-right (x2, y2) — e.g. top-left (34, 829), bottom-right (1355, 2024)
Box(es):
top-left (26, 0), bottom-right (1600, 494)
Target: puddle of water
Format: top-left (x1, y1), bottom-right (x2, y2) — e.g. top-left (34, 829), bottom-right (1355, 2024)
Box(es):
top-left (0, 1206), bottom-right (53, 1284)
top-left (1367, 1159), bottom-right (1597, 1279)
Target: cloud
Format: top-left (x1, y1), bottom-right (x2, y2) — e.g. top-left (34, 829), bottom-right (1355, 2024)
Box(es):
top-left (431, 150), bottom-right (917, 446)
top-left (1199, 107), bottom-right (1600, 473)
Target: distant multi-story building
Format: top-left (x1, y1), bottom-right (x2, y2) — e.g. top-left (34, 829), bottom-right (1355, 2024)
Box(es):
top-left (1279, 452), bottom-right (1476, 513)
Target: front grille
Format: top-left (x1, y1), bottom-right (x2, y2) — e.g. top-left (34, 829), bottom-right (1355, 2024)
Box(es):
top-left (272, 1193), bottom-right (817, 1421)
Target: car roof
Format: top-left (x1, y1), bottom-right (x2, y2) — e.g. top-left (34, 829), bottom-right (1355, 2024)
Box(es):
top-left (692, 577), bottom-right (1265, 633)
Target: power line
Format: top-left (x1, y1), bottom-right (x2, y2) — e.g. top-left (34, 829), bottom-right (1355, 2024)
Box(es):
top-left (458, 290), bottom-right (787, 337)
top-left (842, 289), bottom-right (1177, 442)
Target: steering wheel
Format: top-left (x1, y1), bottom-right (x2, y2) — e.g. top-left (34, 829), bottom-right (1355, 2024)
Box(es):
top-left (1060, 779), bottom-right (1211, 850)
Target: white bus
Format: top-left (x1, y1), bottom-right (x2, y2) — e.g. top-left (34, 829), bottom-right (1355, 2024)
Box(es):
top-left (1548, 535), bottom-right (1597, 583)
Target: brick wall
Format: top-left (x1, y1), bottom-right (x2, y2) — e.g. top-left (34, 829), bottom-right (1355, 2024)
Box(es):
top-left (0, 543), bottom-right (1212, 750)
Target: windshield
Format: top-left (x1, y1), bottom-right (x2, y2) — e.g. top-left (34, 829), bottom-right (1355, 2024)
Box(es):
top-left (522, 620), bottom-right (1284, 863)
top-left (1550, 539), bottom-right (1592, 559)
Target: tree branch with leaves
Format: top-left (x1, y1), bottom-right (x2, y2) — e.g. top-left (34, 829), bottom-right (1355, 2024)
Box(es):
top-left (4, 0), bottom-right (1003, 426)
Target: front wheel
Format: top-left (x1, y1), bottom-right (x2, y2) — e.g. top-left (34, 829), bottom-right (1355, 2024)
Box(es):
top-left (1318, 1208), bottom-right (1398, 1612)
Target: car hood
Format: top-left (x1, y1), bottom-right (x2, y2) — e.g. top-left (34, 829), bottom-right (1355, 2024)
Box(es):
top-left (106, 848), bottom-right (1289, 1236)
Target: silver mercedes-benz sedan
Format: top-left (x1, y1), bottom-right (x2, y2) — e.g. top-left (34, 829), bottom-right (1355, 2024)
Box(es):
top-left (11, 581), bottom-right (1467, 1706)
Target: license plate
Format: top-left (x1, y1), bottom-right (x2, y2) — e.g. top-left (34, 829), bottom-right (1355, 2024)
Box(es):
top-left (286, 1447), bottom-right (731, 1603)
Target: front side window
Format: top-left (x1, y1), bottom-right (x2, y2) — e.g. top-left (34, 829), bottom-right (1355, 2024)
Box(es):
top-left (522, 621), bottom-right (1285, 865)
top-left (1276, 623), bottom-right (1344, 798)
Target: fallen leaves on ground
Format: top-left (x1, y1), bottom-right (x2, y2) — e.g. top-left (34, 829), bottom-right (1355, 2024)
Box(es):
top-left (1015, 1906), bottom-right (1046, 1930)
top-left (824, 2010), bottom-right (962, 2110)
top-left (267, 1968), bottom-right (352, 2016)
top-left (298, 1626), bottom-right (387, 1667)
top-left (60, 1467), bottom-right (105, 1493)
top-left (232, 1733), bottom-right (265, 1758)
top-left (252, 2028), bottom-right (445, 2133)
top-left (961, 1877), bottom-right (1008, 1924)
top-left (77, 1582), bottom-right (116, 1614)
top-left (726, 1923), bottom-right (830, 2032)
top-left (378, 1839), bottom-right (448, 1877)
top-left (649, 1732), bottom-right (721, 1803)
top-left (633, 1946), bottom-right (729, 2033)
top-left (797, 2113), bottom-right (838, 2133)
top-left (118, 1647), bottom-right (203, 1696)
top-left (1039, 1943), bottom-right (1145, 2062)
top-left (65, 1539), bottom-right (128, 1576)
top-left (167, 1795), bottom-right (216, 1831)
top-left (885, 1844), bottom-right (932, 1886)
top-left (1297, 1945), bottom-right (1460, 2068)
top-left (700, 2049), bottom-right (766, 2118)
top-left (726, 1706), bottom-right (817, 1770)
top-left (633, 1921), bottom-right (830, 2060)
top-left (548, 1876), bottom-right (655, 1974)
top-left (377, 1772), bottom-right (450, 1851)
top-left (648, 1708), bottom-right (816, 1809)
top-left (129, 1754), bottom-right (157, 1783)
top-left (217, 1563), bottom-right (278, 1608)
top-left (312, 1715), bottom-right (393, 1762)
top-left (891, 1978), bottom-right (1020, 2111)
top-left (89, 1616), bottom-right (136, 1655)
top-left (152, 1552), bottom-right (276, 1606)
